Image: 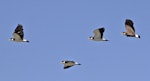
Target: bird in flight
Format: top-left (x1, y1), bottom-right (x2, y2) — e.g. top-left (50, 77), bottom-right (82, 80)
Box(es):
top-left (61, 60), bottom-right (81, 69)
top-left (10, 24), bottom-right (30, 42)
top-left (89, 27), bottom-right (108, 41)
top-left (122, 19), bottom-right (140, 38)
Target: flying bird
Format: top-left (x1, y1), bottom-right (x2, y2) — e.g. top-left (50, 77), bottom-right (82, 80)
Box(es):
top-left (122, 19), bottom-right (140, 38)
top-left (10, 24), bottom-right (29, 42)
top-left (61, 60), bottom-right (81, 69)
top-left (89, 27), bottom-right (108, 41)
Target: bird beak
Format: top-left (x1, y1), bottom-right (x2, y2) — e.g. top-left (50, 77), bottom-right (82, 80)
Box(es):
top-left (88, 37), bottom-right (92, 40)
top-left (121, 32), bottom-right (124, 35)
top-left (9, 38), bottom-right (13, 41)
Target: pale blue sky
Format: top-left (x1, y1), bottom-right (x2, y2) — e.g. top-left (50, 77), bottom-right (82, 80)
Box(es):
top-left (0, 0), bottom-right (150, 81)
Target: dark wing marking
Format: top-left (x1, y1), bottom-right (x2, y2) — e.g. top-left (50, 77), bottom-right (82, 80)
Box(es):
top-left (62, 60), bottom-right (74, 64)
top-left (125, 19), bottom-right (135, 35)
top-left (99, 27), bottom-right (104, 38)
top-left (63, 61), bottom-right (75, 69)
top-left (93, 27), bottom-right (104, 39)
top-left (14, 24), bottom-right (24, 39)
top-left (64, 60), bottom-right (73, 63)
top-left (64, 66), bottom-right (72, 69)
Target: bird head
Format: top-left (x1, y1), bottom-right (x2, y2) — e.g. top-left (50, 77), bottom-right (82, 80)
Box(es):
top-left (61, 60), bottom-right (65, 64)
top-left (122, 32), bottom-right (127, 35)
top-left (88, 36), bottom-right (94, 40)
top-left (9, 38), bottom-right (14, 41)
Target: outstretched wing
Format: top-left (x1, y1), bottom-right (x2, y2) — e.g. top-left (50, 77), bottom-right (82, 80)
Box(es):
top-left (125, 19), bottom-right (135, 35)
top-left (14, 24), bottom-right (24, 39)
top-left (93, 27), bottom-right (104, 39)
top-left (64, 61), bottom-right (75, 69)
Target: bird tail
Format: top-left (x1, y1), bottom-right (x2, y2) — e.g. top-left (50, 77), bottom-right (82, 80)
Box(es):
top-left (103, 38), bottom-right (109, 41)
top-left (23, 39), bottom-right (30, 42)
top-left (135, 34), bottom-right (140, 38)
top-left (75, 62), bottom-right (81, 65)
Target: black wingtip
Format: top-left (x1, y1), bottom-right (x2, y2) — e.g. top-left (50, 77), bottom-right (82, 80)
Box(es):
top-left (64, 67), bottom-right (66, 69)
top-left (26, 40), bottom-right (30, 43)
top-left (125, 19), bottom-right (134, 25)
top-left (64, 67), bottom-right (69, 69)
top-left (100, 27), bottom-right (105, 30)
top-left (105, 40), bottom-right (109, 41)
top-left (77, 63), bottom-right (81, 65)
top-left (17, 24), bottom-right (23, 27)
top-left (99, 27), bottom-right (105, 33)
top-left (138, 35), bottom-right (141, 38)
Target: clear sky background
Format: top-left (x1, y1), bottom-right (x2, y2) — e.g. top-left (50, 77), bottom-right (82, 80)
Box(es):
top-left (0, 0), bottom-right (150, 81)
